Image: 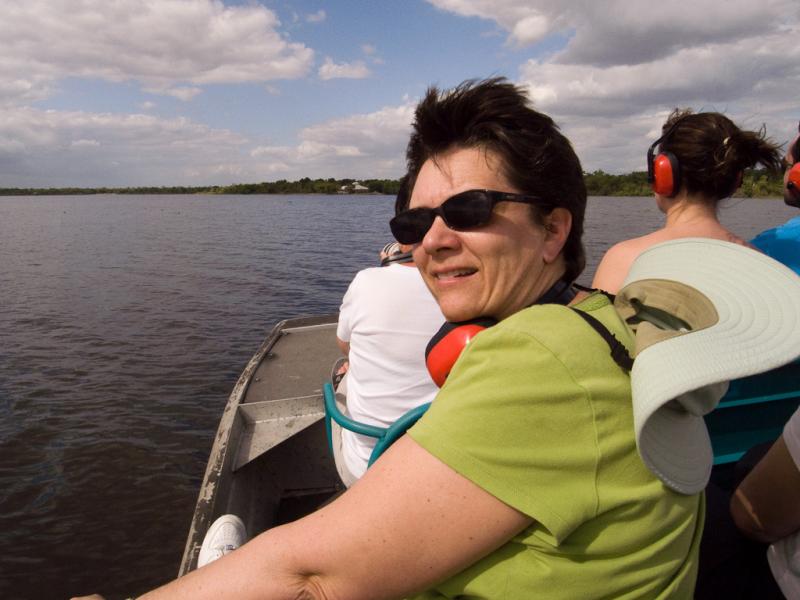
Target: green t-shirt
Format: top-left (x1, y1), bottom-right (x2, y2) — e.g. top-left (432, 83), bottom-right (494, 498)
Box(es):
top-left (408, 292), bottom-right (703, 599)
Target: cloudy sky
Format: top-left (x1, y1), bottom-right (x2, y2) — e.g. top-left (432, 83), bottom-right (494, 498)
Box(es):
top-left (2, 0), bottom-right (798, 187)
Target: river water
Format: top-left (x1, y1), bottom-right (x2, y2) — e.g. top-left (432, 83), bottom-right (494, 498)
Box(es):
top-left (0, 194), bottom-right (796, 599)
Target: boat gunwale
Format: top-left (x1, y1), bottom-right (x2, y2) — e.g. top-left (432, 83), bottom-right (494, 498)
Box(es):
top-left (178, 313), bottom-right (337, 576)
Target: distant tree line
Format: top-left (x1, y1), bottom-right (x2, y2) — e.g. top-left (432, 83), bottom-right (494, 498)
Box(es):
top-left (583, 168), bottom-right (785, 198)
top-left (0, 177), bottom-right (402, 197)
top-left (219, 177), bottom-right (402, 195)
top-left (0, 170), bottom-right (785, 197)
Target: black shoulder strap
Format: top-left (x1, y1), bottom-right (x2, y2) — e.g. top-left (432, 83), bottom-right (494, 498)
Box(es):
top-left (536, 281), bottom-right (632, 371)
top-left (570, 306), bottom-right (634, 372)
top-left (537, 278), bottom-right (577, 305)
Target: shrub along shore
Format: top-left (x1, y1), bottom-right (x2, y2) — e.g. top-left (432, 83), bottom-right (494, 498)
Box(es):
top-left (0, 169), bottom-right (786, 198)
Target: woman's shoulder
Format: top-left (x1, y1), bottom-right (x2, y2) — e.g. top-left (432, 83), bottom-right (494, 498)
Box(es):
top-left (592, 235), bottom-right (657, 293)
top-left (616, 229), bottom-right (675, 253)
top-left (723, 230), bottom-right (759, 250)
top-left (490, 297), bottom-right (630, 363)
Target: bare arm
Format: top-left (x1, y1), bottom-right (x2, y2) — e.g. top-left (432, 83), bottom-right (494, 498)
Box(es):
top-left (730, 436), bottom-right (800, 543)
top-left (336, 337), bottom-right (350, 356)
top-left (81, 435), bottom-right (531, 600)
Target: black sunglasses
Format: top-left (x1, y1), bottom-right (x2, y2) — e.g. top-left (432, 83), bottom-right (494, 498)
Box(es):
top-left (390, 189), bottom-right (547, 244)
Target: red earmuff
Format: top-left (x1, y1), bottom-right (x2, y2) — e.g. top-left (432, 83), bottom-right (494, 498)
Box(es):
top-left (786, 128), bottom-right (800, 200)
top-left (651, 151), bottom-right (680, 197)
top-left (425, 318), bottom-right (496, 387)
top-left (788, 163), bottom-right (800, 196)
top-left (646, 118), bottom-right (686, 198)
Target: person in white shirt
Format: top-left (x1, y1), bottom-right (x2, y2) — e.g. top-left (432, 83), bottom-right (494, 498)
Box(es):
top-left (334, 239), bottom-right (444, 485)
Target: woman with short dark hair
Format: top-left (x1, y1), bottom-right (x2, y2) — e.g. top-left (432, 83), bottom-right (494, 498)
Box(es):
top-left (74, 78), bottom-right (702, 600)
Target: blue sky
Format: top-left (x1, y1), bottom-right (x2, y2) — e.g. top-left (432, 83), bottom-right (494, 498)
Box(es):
top-left (1, 0), bottom-right (798, 187)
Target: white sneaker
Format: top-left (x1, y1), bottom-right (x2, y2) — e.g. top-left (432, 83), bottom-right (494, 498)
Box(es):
top-left (197, 514), bottom-right (246, 568)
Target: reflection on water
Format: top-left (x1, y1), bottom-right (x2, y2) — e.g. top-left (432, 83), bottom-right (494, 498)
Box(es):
top-left (0, 194), bottom-right (796, 599)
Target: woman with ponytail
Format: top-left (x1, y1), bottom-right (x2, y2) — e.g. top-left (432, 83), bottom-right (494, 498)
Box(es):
top-left (592, 110), bottom-right (785, 598)
top-left (592, 109), bottom-right (782, 293)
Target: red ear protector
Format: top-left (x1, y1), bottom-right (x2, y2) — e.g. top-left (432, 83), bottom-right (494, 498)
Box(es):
top-left (788, 163), bottom-right (800, 196)
top-left (647, 120), bottom-right (684, 197)
top-left (425, 317), bottom-right (497, 387)
top-left (424, 280), bottom-right (578, 387)
top-left (787, 126), bottom-right (800, 198)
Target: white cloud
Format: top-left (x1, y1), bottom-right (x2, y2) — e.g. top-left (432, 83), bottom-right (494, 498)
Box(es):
top-left (425, 0), bottom-right (795, 55)
top-left (553, 1), bottom-right (794, 67)
top-left (70, 139), bottom-right (101, 148)
top-left (297, 141), bottom-right (363, 159)
top-left (361, 44), bottom-right (385, 65)
top-left (0, 99), bottom-right (416, 186)
top-left (4, 0), bottom-right (800, 186)
top-left (0, 0), bottom-right (315, 106)
top-left (425, 0), bottom-right (557, 46)
top-left (426, 0), bottom-right (800, 173)
top-left (513, 13), bottom-right (800, 168)
top-left (250, 101), bottom-right (415, 179)
top-left (143, 85), bottom-right (204, 102)
top-left (510, 14), bottom-right (550, 46)
top-left (306, 10), bottom-right (327, 23)
top-left (0, 106), bottom-right (250, 186)
top-left (318, 57), bottom-right (371, 80)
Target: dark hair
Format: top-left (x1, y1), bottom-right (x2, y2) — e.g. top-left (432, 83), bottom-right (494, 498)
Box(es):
top-left (399, 77), bottom-right (587, 284)
top-left (791, 120), bottom-right (800, 163)
top-left (659, 109), bottom-right (782, 201)
top-left (394, 173), bottom-right (412, 217)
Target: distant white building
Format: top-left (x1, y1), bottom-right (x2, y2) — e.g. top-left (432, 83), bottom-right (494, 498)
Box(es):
top-left (338, 181), bottom-right (370, 194)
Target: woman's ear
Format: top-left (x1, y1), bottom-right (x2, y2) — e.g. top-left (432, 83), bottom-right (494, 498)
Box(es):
top-left (542, 208), bottom-right (571, 264)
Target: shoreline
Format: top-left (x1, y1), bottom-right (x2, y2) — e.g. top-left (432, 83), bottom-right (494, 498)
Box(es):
top-left (1, 168), bottom-right (785, 198)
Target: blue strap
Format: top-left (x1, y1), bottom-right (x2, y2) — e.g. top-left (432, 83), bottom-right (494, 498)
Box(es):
top-left (323, 382), bottom-right (386, 456)
top-left (323, 381), bottom-right (430, 467)
top-left (368, 403), bottom-right (431, 466)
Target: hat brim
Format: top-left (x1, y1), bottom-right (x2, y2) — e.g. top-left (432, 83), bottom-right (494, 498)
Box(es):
top-left (635, 397), bottom-right (714, 494)
top-left (618, 238), bottom-right (800, 494)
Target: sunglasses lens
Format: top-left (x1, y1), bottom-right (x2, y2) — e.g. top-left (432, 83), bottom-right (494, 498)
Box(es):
top-left (390, 191), bottom-right (498, 243)
top-left (441, 191), bottom-right (493, 229)
top-left (390, 210), bottom-right (433, 244)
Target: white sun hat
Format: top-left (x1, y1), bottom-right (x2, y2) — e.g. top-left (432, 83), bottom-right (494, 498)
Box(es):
top-left (614, 238), bottom-right (800, 495)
